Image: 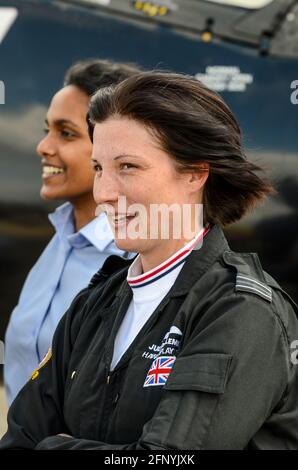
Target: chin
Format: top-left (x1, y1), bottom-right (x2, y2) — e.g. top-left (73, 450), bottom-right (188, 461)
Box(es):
top-left (114, 237), bottom-right (142, 254)
top-left (40, 190), bottom-right (58, 201)
top-left (40, 186), bottom-right (66, 201)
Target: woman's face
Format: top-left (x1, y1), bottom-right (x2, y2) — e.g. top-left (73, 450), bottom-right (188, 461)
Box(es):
top-left (36, 85), bottom-right (94, 203)
top-left (92, 117), bottom-right (207, 255)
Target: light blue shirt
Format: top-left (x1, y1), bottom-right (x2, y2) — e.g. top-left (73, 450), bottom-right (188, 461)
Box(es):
top-left (4, 202), bottom-right (126, 405)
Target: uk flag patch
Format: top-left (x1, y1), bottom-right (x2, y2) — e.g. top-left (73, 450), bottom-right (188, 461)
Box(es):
top-left (143, 355), bottom-right (176, 387)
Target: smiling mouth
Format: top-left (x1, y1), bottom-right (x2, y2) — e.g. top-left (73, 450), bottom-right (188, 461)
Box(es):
top-left (109, 213), bottom-right (138, 226)
top-left (42, 165), bottom-right (66, 178)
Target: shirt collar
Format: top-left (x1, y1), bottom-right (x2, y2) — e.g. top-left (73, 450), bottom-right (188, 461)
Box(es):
top-left (80, 211), bottom-right (114, 252)
top-left (48, 202), bottom-right (75, 239)
top-left (48, 202), bottom-right (114, 252)
top-left (127, 226), bottom-right (210, 289)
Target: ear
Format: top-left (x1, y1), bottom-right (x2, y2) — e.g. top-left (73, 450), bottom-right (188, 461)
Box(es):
top-left (188, 163), bottom-right (209, 193)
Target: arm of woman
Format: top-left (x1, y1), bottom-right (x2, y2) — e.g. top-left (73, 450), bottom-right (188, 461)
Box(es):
top-left (0, 287), bottom-right (90, 450)
top-left (9, 292), bottom-right (293, 450)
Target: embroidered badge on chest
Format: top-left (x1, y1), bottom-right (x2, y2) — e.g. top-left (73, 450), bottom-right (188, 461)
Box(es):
top-left (143, 355), bottom-right (176, 387)
top-left (142, 325), bottom-right (183, 360)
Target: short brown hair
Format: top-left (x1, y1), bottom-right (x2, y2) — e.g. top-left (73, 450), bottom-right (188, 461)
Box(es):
top-left (88, 71), bottom-right (274, 226)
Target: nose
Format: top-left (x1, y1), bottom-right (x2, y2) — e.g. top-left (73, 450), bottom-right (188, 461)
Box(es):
top-left (93, 170), bottom-right (120, 207)
top-left (36, 132), bottom-right (57, 158)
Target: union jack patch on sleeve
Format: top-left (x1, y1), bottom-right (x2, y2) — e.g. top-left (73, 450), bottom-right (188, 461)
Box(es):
top-left (143, 355), bottom-right (176, 387)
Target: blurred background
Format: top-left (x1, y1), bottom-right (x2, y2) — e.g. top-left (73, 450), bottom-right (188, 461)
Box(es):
top-left (0, 0), bottom-right (297, 436)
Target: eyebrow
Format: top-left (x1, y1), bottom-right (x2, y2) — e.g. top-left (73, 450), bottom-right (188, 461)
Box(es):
top-left (114, 154), bottom-right (142, 161)
top-left (45, 118), bottom-right (79, 128)
top-left (91, 154), bottom-right (143, 163)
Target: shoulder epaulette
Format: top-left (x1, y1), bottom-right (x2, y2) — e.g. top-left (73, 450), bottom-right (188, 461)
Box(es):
top-left (235, 273), bottom-right (272, 302)
top-left (222, 250), bottom-right (272, 303)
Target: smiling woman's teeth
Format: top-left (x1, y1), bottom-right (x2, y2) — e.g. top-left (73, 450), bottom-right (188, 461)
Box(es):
top-left (113, 215), bottom-right (129, 222)
top-left (112, 214), bottom-right (136, 223)
top-left (43, 166), bottom-right (65, 175)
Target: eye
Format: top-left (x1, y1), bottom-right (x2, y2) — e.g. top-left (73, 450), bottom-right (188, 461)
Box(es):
top-left (60, 129), bottom-right (77, 139)
top-left (120, 163), bottom-right (138, 170)
top-left (43, 128), bottom-right (49, 135)
top-left (92, 164), bottom-right (102, 173)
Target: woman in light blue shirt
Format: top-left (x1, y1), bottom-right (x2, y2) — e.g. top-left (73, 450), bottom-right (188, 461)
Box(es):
top-left (4, 59), bottom-right (139, 404)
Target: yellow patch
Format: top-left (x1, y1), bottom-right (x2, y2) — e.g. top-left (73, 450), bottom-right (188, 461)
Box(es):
top-left (31, 348), bottom-right (52, 381)
top-left (31, 370), bottom-right (39, 380)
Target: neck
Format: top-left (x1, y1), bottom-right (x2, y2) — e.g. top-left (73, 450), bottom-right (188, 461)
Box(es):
top-left (140, 220), bottom-right (206, 273)
top-left (140, 237), bottom-right (194, 273)
top-left (71, 194), bottom-right (97, 231)
top-left (139, 215), bottom-right (204, 273)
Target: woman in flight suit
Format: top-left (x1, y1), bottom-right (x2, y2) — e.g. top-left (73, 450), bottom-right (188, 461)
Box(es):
top-left (1, 71), bottom-right (298, 449)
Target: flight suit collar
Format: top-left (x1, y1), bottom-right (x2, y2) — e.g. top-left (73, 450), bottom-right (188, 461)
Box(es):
top-left (110, 224), bottom-right (229, 302)
top-left (168, 224), bottom-right (230, 297)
